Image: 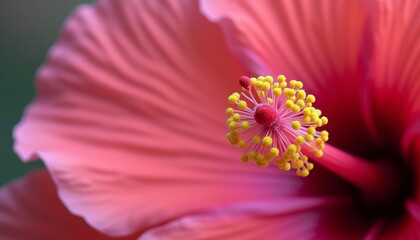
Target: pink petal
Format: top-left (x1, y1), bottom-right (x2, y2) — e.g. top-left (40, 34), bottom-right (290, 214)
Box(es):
top-left (363, 0), bottom-right (420, 149)
top-left (366, 201), bottom-right (420, 240)
top-left (140, 198), bottom-right (369, 240)
top-left (0, 170), bottom-right (137, 239)
top-left (199, 0), bottom-right (376, 153)
top-left (13, 0), bottom-right (352, 236)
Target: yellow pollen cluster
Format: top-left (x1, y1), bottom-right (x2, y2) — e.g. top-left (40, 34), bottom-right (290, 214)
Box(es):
top-left (226, 75), bottom-right (329, 177)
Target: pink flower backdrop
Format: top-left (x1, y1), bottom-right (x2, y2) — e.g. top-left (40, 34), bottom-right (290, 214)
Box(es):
top-left (1, 0), bottom-right (420, 239)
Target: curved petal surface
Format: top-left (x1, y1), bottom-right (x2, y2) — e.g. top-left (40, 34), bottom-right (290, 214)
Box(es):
top-left (14, 0), bottom-right (352, 236)
top-left (364, 0), bottom-right (420, 152)
top-left (366, 201), bottom-right (420, 240)
top-left (199, 0), bottom-right (375, 154)
top-left (140, 198), bottom-right (369, 240)
top-left (0, 170), bottom-right (137, 240)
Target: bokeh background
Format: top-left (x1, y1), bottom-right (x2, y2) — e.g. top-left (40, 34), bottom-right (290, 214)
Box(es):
top-left (0, 0), bottom-right (90, 185)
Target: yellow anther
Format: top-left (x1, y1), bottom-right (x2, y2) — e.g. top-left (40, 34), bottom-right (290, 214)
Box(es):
top-left (297, 168), bottom-right (309, 177)
top-left (227, 117), bottom-right (233, 125)
top-left (315, 150), bottom-right (323, 157)
top-left (250, 77), bottom-right (257, 86)
top-left (273, 83), bottom-right (279, 88)
top-left (264, 154), bottom-right (274, 161)
top-left (233, 113), bottom-right (241, 122)
top-left (231, 131), bottom-right (239, 138)
top-left (280, 81), bottom-right (287, 88)
top-left (262, 136), bottom-right (273, 147)
top-left (252, 136), bottom-right (261, 144)
top-left (292, 153), bottom-right (300, 160)
top-left (305, 134), bottom-right (314, 142)
top-left (296, 136), bottom-right (305, 145)
top-left (309, 146), bottom-right (315, 152)
top-left (290, 96), bottom-right (296, 101)
top-left (321, 130), bottom-right (329, 141)
top-left (310, 111), bottom-right (319, 118)
top-left (238, 100), bottom-right (247, 110)
top-left (262, 82), bottom-right (271, 91)
top-left (284, 88), bottom-right (295, 97)
top-left (275, 158), bottom-right (284, 165)
top-left (289, 80), bottom-right (297, 88)
top-left (297, 90), bottom-right (306, 99)
top-left (257, 76), bottom-right (265, 81)
top-left (307, 127), bottom-right (316, 135)
top-left (303, 116), bottom-right (311, 123)
top-left (278, 162), bottom-right (291, 171)
top-left (241, 121), bottom-right (250, 130)
top-left (256, 154), bottom-right (264, 162)
top-left (295, 81), bottom-right (303, 89)
top-left (316, 119), bottom-right (323, 127)
top-left (315, 109), bottom-right (322, 116)
top-left (295, 160), bottom-right (304, 168)
top-left (231, 138), bottom-right (240, 145)
top-left (256, 81), bottom-right (263, 89)
top-left (303, 107), bottom-right (311, 116)
top-left (318, 143), bottom-right (325, 150)
top-left (226, 108), bottom-right (234, 117)
top-left (229, 121), bottom-right (238, 130)
top-left (315, 138), bottom-right (323, 146)
top-left (306, 94), bottom-right (316, 103)
top-left (301, 155), bottom-right (308, 163)
top-left (311, 115), bottom-right (319, 123)
top-left (227, 133), bottom-right (240, 145)
top-left (257, 91), bottom-right (265, 98)
top-left (277, 74), bottom-right (286, 82)
top-left (287, 144), bottom-right (297, 153)
top-left (257, 159), bottom-right (269, 167)
top-left (264, 76), bottom-right (273, 83)
top-left (239, 140), bottom-right (247, 149)
top-left (285, 100), bottom-right (294, 108)
top-left (291, 105), bottom-right (300, 113)
top-left (306, 163), bottom-right (314, 170)
top-left (248, 151), bottom-right (256, 160)
top-left (291, 121), bottom-right (301, 130)
top-left (273, 88), bottom-right (282, 96)
top-left (268, 98), bottom-right (273, 104)
top-left (233, 92), bottom-right (240, 98)
top-left (321, 116), bottom-right (328, 125)
top-left (296, 99), bottom-right (305, 107)
top-left (240, 154), bottom-right (249, 163)
top-left (228, 95), bottom-right (238, 104)
top-left (269, 147), bottom-right (280, 157)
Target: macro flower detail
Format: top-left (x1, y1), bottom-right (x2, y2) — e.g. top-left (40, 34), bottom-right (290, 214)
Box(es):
top-left (226, 75), bottom-right (328, 176)
top-left (1, 0), bottom-right (418, 239)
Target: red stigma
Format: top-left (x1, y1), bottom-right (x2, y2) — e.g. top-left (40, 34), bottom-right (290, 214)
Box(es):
top-left (239, 76), bottom-right (251, 90)
top-left (254, 105), bottom-right (276, 126)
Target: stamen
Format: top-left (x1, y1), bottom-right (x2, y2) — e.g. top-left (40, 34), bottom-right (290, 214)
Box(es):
top-left (226, 75), bottom-right (329, 177)
top-left (306, 144), bottom-right (401, 203)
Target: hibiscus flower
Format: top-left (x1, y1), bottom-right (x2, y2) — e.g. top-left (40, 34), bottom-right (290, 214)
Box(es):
top-left (1, 0), bottom-right (419, 239)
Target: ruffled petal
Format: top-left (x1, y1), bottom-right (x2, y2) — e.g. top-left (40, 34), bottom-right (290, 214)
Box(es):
top-left (199, 0), bottom-right (375, 153)
top-left (140, 198), bottom-right (369, 240)
top-left (363, 0), bottom-right (420, 149)
top-left (0, 170), bottom-right (136, 240)
top-left (14, 0), bottom-right (349, 236)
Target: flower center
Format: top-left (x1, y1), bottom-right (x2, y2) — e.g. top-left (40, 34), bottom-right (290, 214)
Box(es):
top-left (225, 75), bottom-right (329, 177)
top-left (254, 105), bottom-right (276, 126)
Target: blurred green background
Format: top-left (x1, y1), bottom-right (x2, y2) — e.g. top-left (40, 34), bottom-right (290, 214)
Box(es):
top-left (0, 0), bottom-right (90, 185)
